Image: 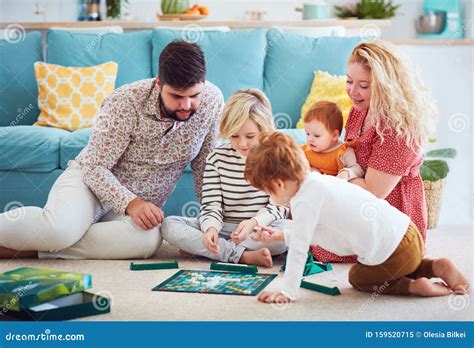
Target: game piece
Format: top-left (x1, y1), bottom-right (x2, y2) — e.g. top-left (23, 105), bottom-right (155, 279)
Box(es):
top-left (210, 261), bottom-right (258, 274)
top-left (280, 252), bottom-right (332, 276)
top-left (130, 261), bottom-right (179, 271)
top-left (300, 279), bottom-right (341, 296)
top-left (152, 270), bottom-right (276, 296)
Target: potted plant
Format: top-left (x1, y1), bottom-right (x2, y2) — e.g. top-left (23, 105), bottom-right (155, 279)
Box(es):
top-left (335, 0), bottom-right (400, 19)
top-left (420, 141), bottom-right (457, 229)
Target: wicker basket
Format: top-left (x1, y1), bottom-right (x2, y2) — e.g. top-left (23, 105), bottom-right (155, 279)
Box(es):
top-left (423, 178), bottom-right (446, 229)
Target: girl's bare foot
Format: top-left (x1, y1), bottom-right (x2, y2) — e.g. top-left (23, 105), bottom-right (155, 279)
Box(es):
top-left (179, 249), bottom-right (194, 258)
top-left (239, 248), bottom-right (273, 268)
top-left (432, 258), bottom-right (469, 294)
top-left (408, 277), bottom-right (452, 296)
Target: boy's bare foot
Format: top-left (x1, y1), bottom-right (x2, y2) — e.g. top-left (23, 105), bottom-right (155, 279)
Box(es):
top-left (239, 248), bottom-right (273, 268)
top-left (432, 258), bottom-right (469, 294)
top-left (408, 277), bottom-right (452, 296)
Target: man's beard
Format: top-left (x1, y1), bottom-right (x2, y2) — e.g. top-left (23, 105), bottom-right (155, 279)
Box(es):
top-left (159, 95), bottom-right (197, 122)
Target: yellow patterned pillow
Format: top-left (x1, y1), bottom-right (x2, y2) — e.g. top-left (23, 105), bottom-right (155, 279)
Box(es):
top-left (34, 61), bottom-right (118, 130)
top-left (296, 70), bottom-right (352, 129)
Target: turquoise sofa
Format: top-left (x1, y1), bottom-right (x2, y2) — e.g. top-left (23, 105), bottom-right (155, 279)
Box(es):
top-left (0, 28), bottom-right (360, 216)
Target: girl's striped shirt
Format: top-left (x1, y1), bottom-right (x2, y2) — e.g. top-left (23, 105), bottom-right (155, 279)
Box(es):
top-left (199, 143), bottom-right (289, 233)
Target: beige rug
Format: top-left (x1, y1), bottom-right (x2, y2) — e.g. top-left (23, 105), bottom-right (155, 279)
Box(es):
top-left (1, 224), bottom-right (472, 321)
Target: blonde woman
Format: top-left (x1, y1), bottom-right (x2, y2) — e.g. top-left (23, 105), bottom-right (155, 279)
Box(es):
top-left (161, 89), bottom-right (289, 267)
top-left (312, 40), bottom-right (438, 263)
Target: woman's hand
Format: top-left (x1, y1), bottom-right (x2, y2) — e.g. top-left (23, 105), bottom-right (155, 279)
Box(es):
top-left (203, 227), bottom-right (219, 255)
top-left (126, 198), bottom-right (164, 230)
top-left (252, 226), bottom-right (284, 243)
top-left (258, 291), bottom-right (291, 304)
top-left (231, 218), bottom-right (258, 244)
top-left (350, 168), bottom-right (401, 199)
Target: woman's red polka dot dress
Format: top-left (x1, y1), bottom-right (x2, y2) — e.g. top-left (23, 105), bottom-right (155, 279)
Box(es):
top-left (310, 107), bottom-right (428, 263)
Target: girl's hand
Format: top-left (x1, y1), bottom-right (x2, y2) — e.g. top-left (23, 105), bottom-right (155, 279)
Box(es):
top-left (258, 291), bottom-right (291, 304)
top-left (231, 218), bottom-right (258, 244)
top-left (203, 228), bottom-right (219, 255)
top-left (252, 225), bottom-right (284, 243)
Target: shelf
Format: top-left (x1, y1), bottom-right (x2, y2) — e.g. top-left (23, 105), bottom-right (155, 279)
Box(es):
top-left (0, 19), bottom-right (392, 30)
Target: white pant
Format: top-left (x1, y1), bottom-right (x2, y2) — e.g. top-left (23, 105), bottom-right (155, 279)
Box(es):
top-left (0, 161), bottom-right (162, 259)
top-left (161, 216), bottom-right (289, 263)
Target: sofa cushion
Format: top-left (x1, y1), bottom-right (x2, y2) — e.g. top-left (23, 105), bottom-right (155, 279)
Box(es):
top-left (0, 126), bottom-right (69, 172)
top-left (0, 170), bottom-right (63, 210)
top-left (264, 29), bottom-right (361, 128)
top-left (0, 31), bottom-right (43, 127)
top-left (46, 30), bottom-right (153, 87)
top-left (152, 29), bottom-right (266, 100)
top-left (59, 128), bottom-right (92, 169)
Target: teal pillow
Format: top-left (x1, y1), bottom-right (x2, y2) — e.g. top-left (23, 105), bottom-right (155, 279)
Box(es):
top-left (60, 128), bottom-right (92, 169)
top-left (152, 29), bottom-right (266, 100)
top-left (264, 29), bottom-right (361, 128)
top-left (46, 30), bottom-right (153, 87)
top-left (0, 31), bottom-right (42, 126)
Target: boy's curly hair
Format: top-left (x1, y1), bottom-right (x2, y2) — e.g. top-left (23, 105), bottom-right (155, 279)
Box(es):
top-left (244, 132), bottom-right (308, 194)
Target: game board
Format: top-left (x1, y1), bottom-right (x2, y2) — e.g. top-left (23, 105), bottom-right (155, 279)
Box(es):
top-left (152, 270), bottom-right (276, 296)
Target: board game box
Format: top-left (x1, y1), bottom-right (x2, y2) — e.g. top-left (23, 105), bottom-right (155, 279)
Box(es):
top-left (152, 270), bottom-right (276, 296)
top-left (0, 267), bottom-right (92, 311)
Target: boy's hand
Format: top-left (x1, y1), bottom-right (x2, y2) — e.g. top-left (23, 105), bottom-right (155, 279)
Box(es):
top-left (252, 225), bottom-right (284, 243)
top-left (231, 218), bottom-right (258, 244)
top-left (203, 228), bottom-right (219, 255)
top-left (126, 198), bottom-right (165, 231)
top-left (258, 291), bottom-right (291, 304)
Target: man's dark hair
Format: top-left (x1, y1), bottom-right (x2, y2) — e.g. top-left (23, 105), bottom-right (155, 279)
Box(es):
top-left (158, 40), bottom-right (206, 89)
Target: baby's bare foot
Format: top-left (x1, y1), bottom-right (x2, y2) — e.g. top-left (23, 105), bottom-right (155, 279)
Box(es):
top-left (433, 258), bottom-right (469, 294)
top-left (240, 248), bottom-right (273, 268)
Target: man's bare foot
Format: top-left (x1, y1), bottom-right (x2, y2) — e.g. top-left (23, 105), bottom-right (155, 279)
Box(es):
top-left (432, 258), bottom-right (469, 294)
top-left (239, 248), bottom-right (273, 268)
top-left (0, 246), bottom-right (38, 259)
top-left (408, 277), bottom-right (452, 296)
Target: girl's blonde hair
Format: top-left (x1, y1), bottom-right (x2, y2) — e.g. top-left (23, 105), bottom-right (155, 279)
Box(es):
top-left (219, 88), bottom-right (275, 139)
top-left (348, 40), bottom-right (438, 148)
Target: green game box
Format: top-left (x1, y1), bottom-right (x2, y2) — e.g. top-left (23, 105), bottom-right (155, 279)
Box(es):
top-left (4, 291), bottom-right (111, 321)
top-left (0, 267), bottom-right (92, 312)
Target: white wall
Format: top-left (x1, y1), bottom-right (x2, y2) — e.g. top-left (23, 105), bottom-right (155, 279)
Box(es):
top-left (1, 0), bottom-right (473, 39)
top-left (396, 44), bottom-right (473, 224)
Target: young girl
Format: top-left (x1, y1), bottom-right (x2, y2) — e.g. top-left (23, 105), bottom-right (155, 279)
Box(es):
top-left (301, 100), bottom-right (363, 181)
top-left (244, 132), bottom-right (468, 303)
top-left (161, 89), bottom-right (289, 267)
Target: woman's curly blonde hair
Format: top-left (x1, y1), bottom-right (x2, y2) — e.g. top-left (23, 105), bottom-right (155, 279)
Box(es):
top-left (349, 40), bottom-right (438, 148)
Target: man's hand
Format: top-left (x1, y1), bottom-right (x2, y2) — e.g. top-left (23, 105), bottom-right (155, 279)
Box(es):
top-left (231, 218), bottom-right (258, 244)
top-left (126, 198), bottom-right (164, 230)
top-left (203, 227), bottom-right (219, 255)
top-left (252, 225), bottom-right (285, 243)
top-left (258, 291), bottom-right (291, 304)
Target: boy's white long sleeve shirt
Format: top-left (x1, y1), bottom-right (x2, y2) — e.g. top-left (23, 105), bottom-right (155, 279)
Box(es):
top-left (280, 172), bottom-right (410, 300)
